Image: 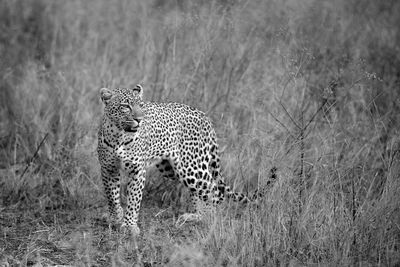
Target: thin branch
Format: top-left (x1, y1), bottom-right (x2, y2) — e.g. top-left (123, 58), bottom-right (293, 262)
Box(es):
top-left (265, 108), bottom-right (295, 138)
top-left (302, 99), bottom-right (328, 132)
top-left (19, 133), bottom-right (49, 180)
top-left (278, 100), bottom-right (301, 129)
top-left (284, 99), bottom-right (328, 155)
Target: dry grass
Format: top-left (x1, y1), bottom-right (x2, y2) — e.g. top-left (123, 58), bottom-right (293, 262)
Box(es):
top-left (1, 0), bottom-right (399, 266)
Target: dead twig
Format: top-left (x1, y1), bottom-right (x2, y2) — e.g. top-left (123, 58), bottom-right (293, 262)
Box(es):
top-left (19, 133), bottom-right (49, 180)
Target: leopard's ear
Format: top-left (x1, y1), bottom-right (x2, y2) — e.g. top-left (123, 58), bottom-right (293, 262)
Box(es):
top-left (100, 88), bottom-right (113, 104)
top-left (132, 84), bottom-right (143, 98)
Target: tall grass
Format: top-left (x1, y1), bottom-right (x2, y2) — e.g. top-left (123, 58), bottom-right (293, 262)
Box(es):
top-left (1, 0), bottom-right (399, 265)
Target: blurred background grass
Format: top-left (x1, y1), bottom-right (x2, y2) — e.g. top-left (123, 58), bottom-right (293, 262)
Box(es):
top-left (0, 0), bottom-right (399, 265)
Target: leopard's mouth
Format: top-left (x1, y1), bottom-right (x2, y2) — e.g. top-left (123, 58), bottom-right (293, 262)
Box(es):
top-left (124, 126), bottom-right (138, 133)
top-left (123, 120), bottom-right (140, 133)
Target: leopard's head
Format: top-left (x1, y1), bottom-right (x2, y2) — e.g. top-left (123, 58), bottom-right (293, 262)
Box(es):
top-left (100, 84), bottom-right (144, 133)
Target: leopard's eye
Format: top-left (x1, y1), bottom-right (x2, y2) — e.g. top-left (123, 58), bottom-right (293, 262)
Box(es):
top-left (119, 105), bottom-right (131, 113)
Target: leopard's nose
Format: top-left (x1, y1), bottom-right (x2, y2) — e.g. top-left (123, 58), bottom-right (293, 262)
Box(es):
top-left (132, 105), bottom-right (144, 120)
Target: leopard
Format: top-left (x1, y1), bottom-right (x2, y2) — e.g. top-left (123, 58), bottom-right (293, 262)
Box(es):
top-left (97, 84), bottom-right (277, 235)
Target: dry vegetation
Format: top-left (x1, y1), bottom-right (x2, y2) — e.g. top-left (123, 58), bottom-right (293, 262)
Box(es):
top-left (1, 0), bottom-right (400, 266)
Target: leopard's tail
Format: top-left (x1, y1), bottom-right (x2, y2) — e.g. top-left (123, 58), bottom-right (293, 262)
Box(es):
top-left (209, 138), bottom-right (277, 204)
top-left (216, 167), bottom-right (278, 204)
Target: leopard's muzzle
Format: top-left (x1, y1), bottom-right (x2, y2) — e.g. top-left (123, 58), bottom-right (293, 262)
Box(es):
top-left (123, 118), bottom-right (142, 133)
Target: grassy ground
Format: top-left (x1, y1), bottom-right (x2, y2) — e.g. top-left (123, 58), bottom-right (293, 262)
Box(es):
top-left (1, 0), bottom-right (400, 266)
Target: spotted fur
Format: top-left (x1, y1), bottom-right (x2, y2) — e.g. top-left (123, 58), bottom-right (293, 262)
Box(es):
top-left (97, 85), bottom-right (276, 234)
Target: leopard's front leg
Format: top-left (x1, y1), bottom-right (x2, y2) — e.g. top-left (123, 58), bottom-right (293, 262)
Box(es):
top-left (121, 162), bottom-right (146, 236)
top-left (100, 166), bottom-right (124, 225)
